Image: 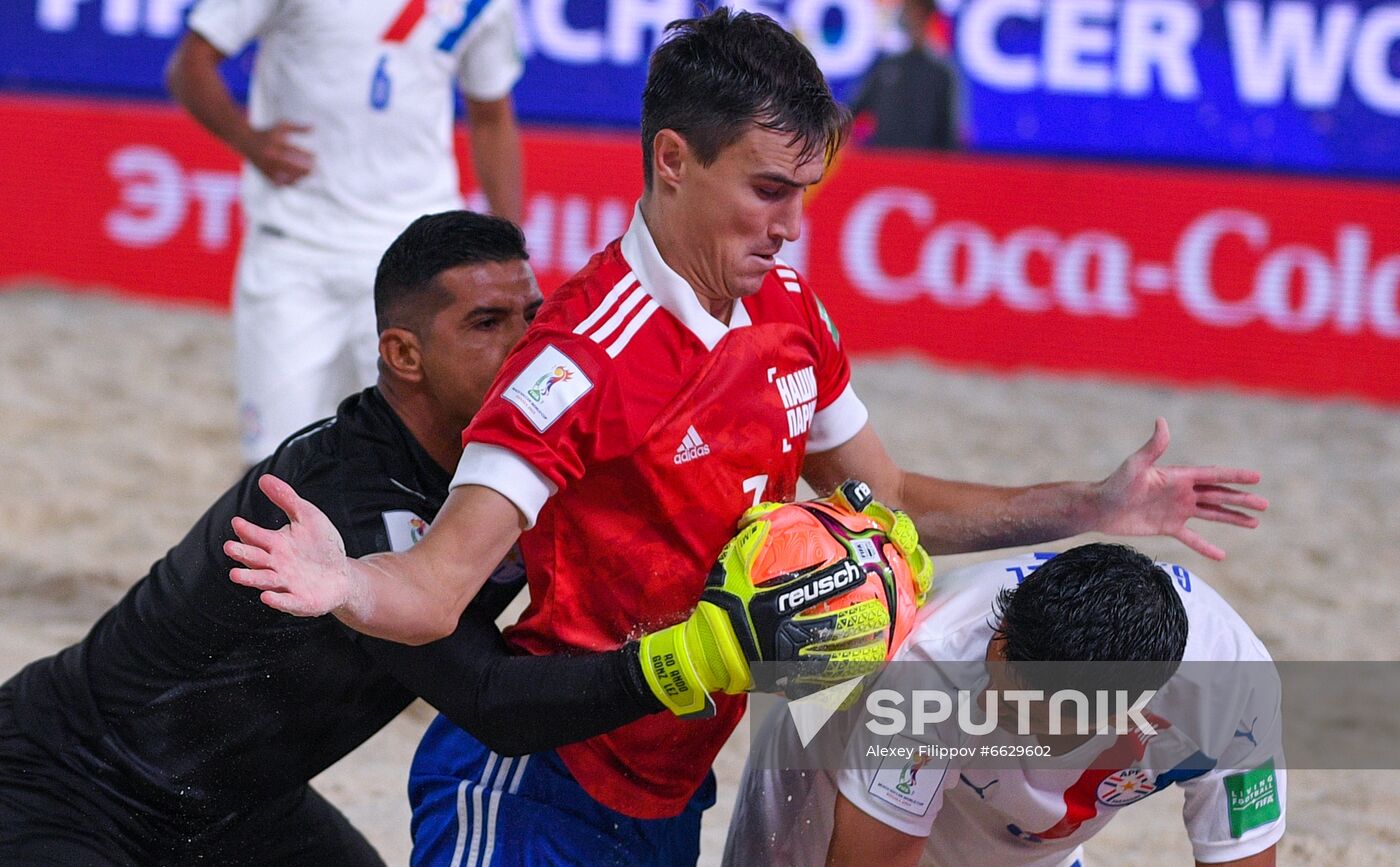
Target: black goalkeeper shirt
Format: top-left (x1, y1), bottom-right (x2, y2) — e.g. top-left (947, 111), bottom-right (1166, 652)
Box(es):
top-left (3, 388), bottom-right (658, 824)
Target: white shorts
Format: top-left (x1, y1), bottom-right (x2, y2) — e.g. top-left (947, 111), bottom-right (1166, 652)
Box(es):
top-left (232, 228), bottom-right (382, 463)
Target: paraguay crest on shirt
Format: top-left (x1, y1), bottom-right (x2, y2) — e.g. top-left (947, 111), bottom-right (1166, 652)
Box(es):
top-left (1096, 767), bottom-right (1159, 806)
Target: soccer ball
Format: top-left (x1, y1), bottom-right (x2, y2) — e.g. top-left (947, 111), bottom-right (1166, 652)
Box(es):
top-left (706, 480), bottom-right (928, 692)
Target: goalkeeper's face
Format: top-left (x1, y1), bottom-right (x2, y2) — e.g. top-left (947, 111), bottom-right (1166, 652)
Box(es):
top-left (415, 259), bottom-right (542, 431)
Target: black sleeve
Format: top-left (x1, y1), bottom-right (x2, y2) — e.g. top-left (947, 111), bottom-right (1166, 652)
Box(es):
top-left (355, 608), bottom-right (665, 756)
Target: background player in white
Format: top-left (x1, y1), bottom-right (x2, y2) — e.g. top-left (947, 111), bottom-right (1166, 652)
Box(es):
top-left (167, 0), bottom-right (523, 462)
top-left (725, 543), bottom-right (1285, 867)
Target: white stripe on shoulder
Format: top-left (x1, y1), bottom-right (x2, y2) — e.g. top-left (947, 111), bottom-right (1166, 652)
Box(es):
top-left (606, 298), bottom-right (660, 358)
top-left (773, 265), bottom-right (802, 292)
top-left (573, 272), bottom-right (638, 335)
top-left (587, 285), bottom-right (647, 344)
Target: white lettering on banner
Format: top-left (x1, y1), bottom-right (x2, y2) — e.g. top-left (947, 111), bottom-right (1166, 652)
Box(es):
top-left (526, 0), bottom-right (603, 62)
top-left (840, 187), bottom-right (1400, 339)
top-left (144, 0), bottom-right (196, 37)
top-left (953, 0), bottom-right (1400, 115)
top-left (999, 227), bottom-right (1057, 311)
top-left (608, 0), bottom-right (689, 64)
top-left (33, 0), bottom-right (1400, 120)
top-left (956, 0), bottom-right (1203, 98)
top-left (1118, 0), bottom-right (1202, 98)
top-left (1226, 1), bottom-right (1357, 109)
top-left (1044, 0), bottom-right (1116, 95)
top-left (1353, 7), bottom-right (1400, 113)
top-left (958, 0), bottom-right (1041, 90)
top-left (1175, 209), bottom-right (1265, 327)
top-left (559, 196), bottom-right (629, 274)
top-left (922, 221), bottom-right (996, 307)
top-left (1176, 211), bottom-right (1400, 336)
top-left (519, 0), bottom-right (888, 78)
top-left (37, 0), bottom-right (196, 36)
top-left (844, 188), bottom-right (1134, 317)
top-left (517, 194), bottom-right (629, 275)
top-left (843, 189), bottom-right (932, 303)
top-left (1225, 0), bottom-right (1400, 114)
top-left (1057, 232), bottom-right (1133, 317)
top-left (785, 0), bottom-right (882, 78)
top-left (105, 146), bottom-right (240, 251)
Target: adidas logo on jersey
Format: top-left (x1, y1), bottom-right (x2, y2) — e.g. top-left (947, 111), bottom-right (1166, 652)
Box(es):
top-left (674, 425), bottom-right (711, 465)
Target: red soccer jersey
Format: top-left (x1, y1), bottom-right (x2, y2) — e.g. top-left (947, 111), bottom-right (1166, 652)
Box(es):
top-left (452, 207), bottom-right (869, 818)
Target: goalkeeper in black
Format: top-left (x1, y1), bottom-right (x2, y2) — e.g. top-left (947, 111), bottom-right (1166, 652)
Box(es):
top-left (0, 212), bottom-right (905, 866)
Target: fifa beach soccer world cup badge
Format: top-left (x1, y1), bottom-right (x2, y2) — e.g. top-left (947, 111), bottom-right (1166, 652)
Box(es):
top-left (504, 345), bottom-right (593, 432)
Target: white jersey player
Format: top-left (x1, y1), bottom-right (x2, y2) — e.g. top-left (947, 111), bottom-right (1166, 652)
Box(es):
top-left (167, 0), bottom-right (523, 461)
top-left (725, 544), bottom-right (1285, 867)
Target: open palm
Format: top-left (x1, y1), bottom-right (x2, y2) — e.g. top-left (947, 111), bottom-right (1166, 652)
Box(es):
top-left (225, 474), bottom-right (354, 616)
top-left (1097, 418), bottom-right (1268, 561)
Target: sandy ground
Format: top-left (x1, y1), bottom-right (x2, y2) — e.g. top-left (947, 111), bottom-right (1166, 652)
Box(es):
top-left (2, 286), bottom-right (1398, 864)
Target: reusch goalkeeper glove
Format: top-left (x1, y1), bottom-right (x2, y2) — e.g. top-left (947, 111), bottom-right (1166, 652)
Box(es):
top-left (637, 550), bottom-right (889, 718)
top-left (834, 482), bottom-right (934, 607)
top-left (639, 483), bottom-right (899, 719)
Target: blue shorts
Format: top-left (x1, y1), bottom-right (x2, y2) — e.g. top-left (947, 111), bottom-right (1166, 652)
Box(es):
top-left (409, 715), bottom-right (716, 867)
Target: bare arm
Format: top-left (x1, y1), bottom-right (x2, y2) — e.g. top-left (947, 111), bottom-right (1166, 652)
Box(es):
top-left (227, 476), bottom-right (522, 644)
top-left (1198, 846), bottom-right (1276, 867)
top-left (825, 794), bottom-right (925, 867)
top-left (465, 96), bottom-right (523, 224)
top-left (804, 418), bottom-right (1266, 560)
top-left (165, 31), bottom-right (313, 186)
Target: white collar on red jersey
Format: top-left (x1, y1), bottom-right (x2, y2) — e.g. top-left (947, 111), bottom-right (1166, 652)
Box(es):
top-left (620, 202), bottom-right (752, 351)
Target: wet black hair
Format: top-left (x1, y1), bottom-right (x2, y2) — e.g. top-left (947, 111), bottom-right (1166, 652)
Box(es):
top-left (992, 543), bottom-right (1189, 692)
top-left (640, 8), bottom-right (850, 189)
top-left (374, 210), bottom-right (528, 334)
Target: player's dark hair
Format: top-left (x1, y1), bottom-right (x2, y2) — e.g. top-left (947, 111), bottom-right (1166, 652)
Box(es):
top-left (374, 210), bottom-right (528, 334)
top-left (640, 8), bottom-right (850, 189)
top-left (991, 543), bottom-right (1189, 692)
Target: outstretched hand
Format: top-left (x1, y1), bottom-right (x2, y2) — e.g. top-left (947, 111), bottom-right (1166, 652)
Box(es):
top-left (225, 474), bottom-right (356, 616)
top-left (1096, 418), bottom-right (1268, 561)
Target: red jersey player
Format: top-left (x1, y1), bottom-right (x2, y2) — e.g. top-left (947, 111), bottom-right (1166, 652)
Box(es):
top-left (226, 10), bottom-right (1268, 865)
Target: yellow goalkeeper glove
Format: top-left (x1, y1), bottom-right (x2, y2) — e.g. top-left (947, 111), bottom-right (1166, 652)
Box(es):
top-left (638, 480), bottom-right (932, 719)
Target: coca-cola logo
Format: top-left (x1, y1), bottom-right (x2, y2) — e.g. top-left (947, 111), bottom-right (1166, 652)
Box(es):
top-left (840, 187), bottom-right (1400, 338)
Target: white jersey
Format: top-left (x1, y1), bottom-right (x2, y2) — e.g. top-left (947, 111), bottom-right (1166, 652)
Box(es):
top-left (725, 552), bottom-right (1286, 867)
top-left (188, 0), bottom-right (522, 253)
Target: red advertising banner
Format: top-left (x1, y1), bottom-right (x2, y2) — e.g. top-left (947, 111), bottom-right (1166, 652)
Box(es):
top-left (2, 96), bottom-right (1398, 404)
